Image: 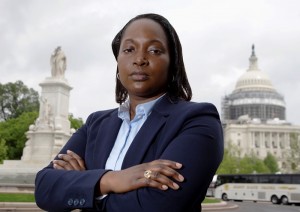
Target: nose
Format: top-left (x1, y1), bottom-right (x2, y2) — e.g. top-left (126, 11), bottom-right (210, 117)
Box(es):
top-left (134, 55), bottom-right (149, 66)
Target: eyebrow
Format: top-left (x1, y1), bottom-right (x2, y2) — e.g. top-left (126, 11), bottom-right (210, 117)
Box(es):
top-left (122, 38), bottom-right (165, 45)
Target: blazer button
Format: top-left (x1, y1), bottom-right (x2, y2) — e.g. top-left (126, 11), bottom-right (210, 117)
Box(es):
top-left (74, 198), bottom-right (79, 206)
top-left (79, 198), bottom-right (86, 206)
top-left (67, 198), bottom-right (73, 206)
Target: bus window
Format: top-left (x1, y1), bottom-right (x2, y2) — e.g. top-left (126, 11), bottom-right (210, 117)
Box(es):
top-left (292, 175), bottom-right (300, 184)
top-left (258, 175), bottom-right (269, 183)
top-left (278, 175), bottom-right (290, 184)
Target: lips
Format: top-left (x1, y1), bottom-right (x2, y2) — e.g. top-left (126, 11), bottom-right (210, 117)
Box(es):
top-left (130, 72), bottom-right (149, 81)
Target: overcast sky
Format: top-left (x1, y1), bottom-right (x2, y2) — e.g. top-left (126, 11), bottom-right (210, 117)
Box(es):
top-left (1, 0), bottom-right (300, 125)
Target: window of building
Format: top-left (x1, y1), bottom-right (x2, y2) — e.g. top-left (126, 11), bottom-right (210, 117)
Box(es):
top-left (255, 140), bottom-right (260, 147)
top-left (282, 162), bottom-right (286, 169)
top-left (280, 141), bottom-right (285, 149)
top-left (272, 141), bottom-right (277, 148)
top-left (265, 140), bottom-right (270, 148)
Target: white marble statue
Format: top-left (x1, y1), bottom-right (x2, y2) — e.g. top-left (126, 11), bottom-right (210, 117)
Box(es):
top-left (50, 46), bottom-right (67, 78)
top-left (41, 97), bottom-right (51, 123)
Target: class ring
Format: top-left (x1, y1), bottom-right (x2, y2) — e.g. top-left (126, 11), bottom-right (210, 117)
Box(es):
top-left (144, 170), bottom-right (152, 179)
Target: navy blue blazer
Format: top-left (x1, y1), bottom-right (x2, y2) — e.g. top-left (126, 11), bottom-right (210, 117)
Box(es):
top-left (35, 96), bottom-right (224, 212)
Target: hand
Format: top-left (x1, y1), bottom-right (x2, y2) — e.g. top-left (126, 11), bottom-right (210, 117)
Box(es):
top-left (53, 150), bottom-right (86, 171)
top-left (100, 159), bottom-right (184, 194)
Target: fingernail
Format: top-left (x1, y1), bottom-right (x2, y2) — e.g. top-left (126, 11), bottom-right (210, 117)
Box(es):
top-left (178, 175), bottom-right (184, 182)
top-left (58, 154), bottom-right (63, 158)
top-left (162, 185), bottom-right (168, 190)
top-left (173, 183), bottom-right (179, 189)
top-left (67, 150), bottom-right (72, 154)
top-left (176, 163), bottom-right (182, 168)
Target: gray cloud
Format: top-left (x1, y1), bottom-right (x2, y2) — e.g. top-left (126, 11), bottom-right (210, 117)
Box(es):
top-left (1, 0), bottom-right (300, 124)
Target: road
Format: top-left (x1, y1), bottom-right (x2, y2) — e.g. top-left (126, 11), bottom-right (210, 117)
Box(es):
top-left (221, 201), bottom-right (300, 212)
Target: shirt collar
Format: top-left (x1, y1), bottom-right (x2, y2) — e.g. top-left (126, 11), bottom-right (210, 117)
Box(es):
top-left (118, 94), bottom-right (165, 121)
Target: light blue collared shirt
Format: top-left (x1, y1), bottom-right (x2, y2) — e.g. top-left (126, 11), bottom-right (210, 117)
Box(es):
top-left (105, 95), bottom-right (164, 171)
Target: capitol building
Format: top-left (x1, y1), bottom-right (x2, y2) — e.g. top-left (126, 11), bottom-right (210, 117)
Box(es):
top-left (221, 45), bottom-right (300, 172)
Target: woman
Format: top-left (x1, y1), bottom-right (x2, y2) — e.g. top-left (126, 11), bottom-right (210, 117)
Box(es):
top-left (35, 13), bottom-right (223, 212)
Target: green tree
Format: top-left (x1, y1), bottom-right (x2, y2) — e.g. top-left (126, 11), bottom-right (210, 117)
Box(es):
top-left (263, 152), bottom-right (279, 173)
top-left (69, 113), bottom-right (83, 130)
top-left (0, 111), bottom-right (38, 159)
top-left (0, 81), bottom-right (39, 121)
top-left (289, 132), bottom-right (300, 172)
top-left (239, 154), bottom-right (270, 174)
top-left (217, 142), bottom-right (241, 174)
top-left (217, 141), bottom-right (272, 174)
top-left (217, 148), bottom-right (240, 174)
top-left (0, 138), bottom-right (8, 163)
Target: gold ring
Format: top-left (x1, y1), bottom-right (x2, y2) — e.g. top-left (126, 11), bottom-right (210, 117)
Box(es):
top-left (144, 170), bottom-right (152, 179)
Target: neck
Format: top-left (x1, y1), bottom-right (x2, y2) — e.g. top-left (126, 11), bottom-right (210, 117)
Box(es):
top-left (129, 94), bottom-right (164, 120)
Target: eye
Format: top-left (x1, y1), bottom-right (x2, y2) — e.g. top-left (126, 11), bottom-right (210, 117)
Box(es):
top-left (123, 48), bottom-right (134, 53)
top-left (149, 49), bottom-right (162, 55)
top-left (122, 45), bottom-right (135, 53)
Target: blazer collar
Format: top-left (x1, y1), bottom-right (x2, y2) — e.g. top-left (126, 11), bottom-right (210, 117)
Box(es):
top-left (152, 95), bottom-right (180, 115)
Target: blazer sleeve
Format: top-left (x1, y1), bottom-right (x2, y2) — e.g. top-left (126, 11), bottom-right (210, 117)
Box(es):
top-left (103, 103), bottom-right (224, 211)
top-left (34, 112), bottom-right (110, 211)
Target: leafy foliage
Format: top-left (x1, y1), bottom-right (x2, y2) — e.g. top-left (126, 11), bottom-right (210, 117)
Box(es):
top-left (216, 148), bottom-right (240, 174)
top-left (217, 142), bottom-right (281, 174)
top-left (0, 111), bottom-right (38, 159)
top-left (263, 152), bottom-right (279, 173)
top-left (239, 154), bottom-right (269, 174)
top-left (69, 113), bottom-right (84, 130)
top-left (289, 133), bottom-right (300, 172)
top-left (217, 141), bottom-right (241, 174)
top-left (0, 138), bottom-right (8, 163)
top-left (0, 81), bottom-right (39, 121)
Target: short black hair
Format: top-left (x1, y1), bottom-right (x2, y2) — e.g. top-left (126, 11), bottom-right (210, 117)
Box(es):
top-left (112, 13), bottom-right (192, 104)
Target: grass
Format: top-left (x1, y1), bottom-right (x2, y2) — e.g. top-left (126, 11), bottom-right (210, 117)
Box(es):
top-left (203, 197), bottom-right (221, 204)
top-left (0, 193), bottom-right (35, 202)
top-left (0, 193), bottom-right (220, 204)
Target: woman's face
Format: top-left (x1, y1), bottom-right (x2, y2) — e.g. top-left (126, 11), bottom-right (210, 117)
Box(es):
top-left (117, 18), bottom-right (170, 100)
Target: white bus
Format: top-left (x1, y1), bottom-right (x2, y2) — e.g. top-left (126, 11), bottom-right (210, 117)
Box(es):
top-left (214, 174), bottom-right (300, 205)
top-left (206, 175), bottom-right (217, 197)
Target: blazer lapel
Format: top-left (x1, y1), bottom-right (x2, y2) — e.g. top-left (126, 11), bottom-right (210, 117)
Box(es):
top-left (121, 96), bottom-right (172, 168)
top-left (93, 110), bottom-right (122, 169)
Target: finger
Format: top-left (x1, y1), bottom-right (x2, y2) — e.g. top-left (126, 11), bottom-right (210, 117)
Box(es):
top-left (53, 160), bottom-right (73, 171)
top-left (53, 163), bottom-right (64, 170)
top-left (144, 170), bottom-right (180, 190)
top-left (151, 159), bottom-right (183, 169)
top-left (66, 150), bottom-right (86, 170)
top-left (148, 164), bottom-right (184, 182)
top-left (57, 154), bottom-right (82, 171)
top-left (139, 176), bottom-right (177, 191)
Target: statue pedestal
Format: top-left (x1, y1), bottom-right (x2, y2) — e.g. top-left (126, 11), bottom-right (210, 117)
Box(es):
top-left (21, 77), bottom-right (73, 164)
top-left (0, 77), bottom-right (73, 184)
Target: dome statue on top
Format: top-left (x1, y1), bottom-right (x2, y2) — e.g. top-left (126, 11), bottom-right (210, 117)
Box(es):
top-left (234, 44), bottom-right (274, 92)
top-left (50, 46), bottom-right (67, 78)
top-left (221, 45), bottom-right (286, 123)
